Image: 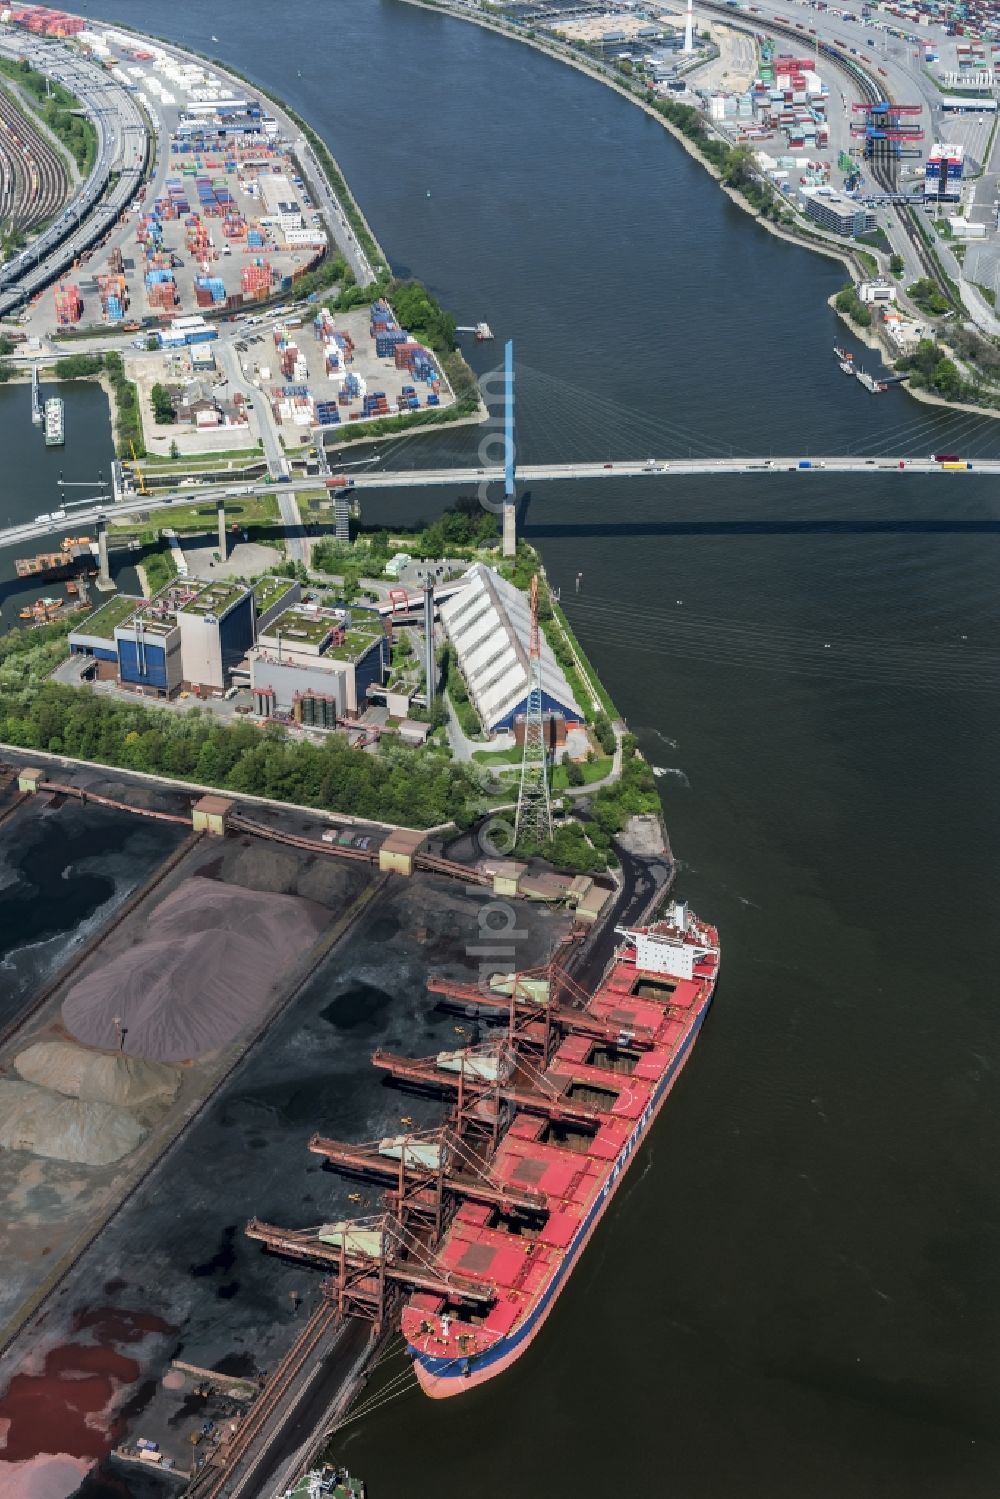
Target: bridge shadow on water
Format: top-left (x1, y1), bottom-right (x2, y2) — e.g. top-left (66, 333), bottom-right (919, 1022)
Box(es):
top-left (515, 490), bottom-right (1000, 541)
top-left (521, 517), bottom-right (1000, 540)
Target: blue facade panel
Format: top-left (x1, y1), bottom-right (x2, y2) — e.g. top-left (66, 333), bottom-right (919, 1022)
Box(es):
top-left (354, 636), bottom-right (388, 703)
top-left (118, 637), bottom-right (169, 690)
top-left (219, 594), bottom-right (254, 681)
top-left (494, 688), bottom-right (582, 734)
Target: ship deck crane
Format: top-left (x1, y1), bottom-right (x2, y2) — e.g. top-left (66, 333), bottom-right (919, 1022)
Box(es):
top-left (245, 1213), bottom-right (495, 1332)
top-left (371, 1046), bottom-right (609, 1129)
top-left (308, 1127), bottom-right (548, 1221)
top-left (426, 971), bottom-right (658, 1051)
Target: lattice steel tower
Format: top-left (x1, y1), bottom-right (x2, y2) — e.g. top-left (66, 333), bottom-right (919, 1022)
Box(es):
top-left (514, 575), bottom-right (553, 846)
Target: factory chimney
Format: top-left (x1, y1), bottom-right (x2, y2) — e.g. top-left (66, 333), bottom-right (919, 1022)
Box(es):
top-left (423, 581), bottom-right (436, 707)
top-left (683, 0), bottom-right (695, 53)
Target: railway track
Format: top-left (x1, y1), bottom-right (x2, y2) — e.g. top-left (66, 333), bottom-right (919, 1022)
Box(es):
top-left (0, 83), bottom-right (68, 236)
top-left (186, 1303), bottom-right (343, 1499)
top-left (820, 41), bottom-right (957, 306)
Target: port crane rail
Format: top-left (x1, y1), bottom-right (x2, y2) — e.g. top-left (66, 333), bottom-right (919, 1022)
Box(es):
top-left (185, 1297), bottom-right (342, 1499)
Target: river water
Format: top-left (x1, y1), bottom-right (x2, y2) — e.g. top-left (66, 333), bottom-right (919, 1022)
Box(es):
top-left (7, 0), bottom-right (1000, 1492)
top-left (0, 376), bottom-right (139, 624)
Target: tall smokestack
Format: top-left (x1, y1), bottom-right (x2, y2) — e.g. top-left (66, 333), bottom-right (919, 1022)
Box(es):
top-left (683, 0), bottom-right (694, 53)
top-left (423, 581), bottom-right (435, 707)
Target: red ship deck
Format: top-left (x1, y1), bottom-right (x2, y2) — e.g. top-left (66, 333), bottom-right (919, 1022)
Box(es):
top-left (401, 909), bottom-right (720, 1382)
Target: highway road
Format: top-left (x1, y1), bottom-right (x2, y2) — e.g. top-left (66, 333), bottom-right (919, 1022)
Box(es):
top-left (296, 134), bottom-right (378, 286)
top-left (1, 455), bottom-right (992, 552)
top-left (0, 33), bottom-right (147, 314)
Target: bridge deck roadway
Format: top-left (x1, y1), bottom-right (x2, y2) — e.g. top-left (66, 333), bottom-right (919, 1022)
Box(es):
top-left (4, 457), bottom-right (993, 551)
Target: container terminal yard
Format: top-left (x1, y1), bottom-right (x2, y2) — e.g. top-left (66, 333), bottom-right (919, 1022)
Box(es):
top-left (0, 755), bottom-right (678, 1494)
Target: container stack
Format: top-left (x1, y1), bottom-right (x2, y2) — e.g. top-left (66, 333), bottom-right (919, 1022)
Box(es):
top-left (410, 350), bottom-right (439, 385)
top-left (146, 269), bottom-right (177, 311)
top-left (136, 212), bottom-right (163, 251)
top-left (273, 389), bottom-right (315, 426)
top-left (362, 391), bottom-right (390, 419)
top-left (97, 272), bottom-right (128, 320)
top-left (394, 340), bottom-right (421, 370)
top-left (11, 9), bottom-right (86, 37)
top-left (194, 276), bottom-right (227, 308)
top-left (279, 343), bottom-right (306, 381)
top-left (339, 372), bottom-right (362, 408)
top-left (375, 327), bottom-right (407, 358)
top-left (186, 216), bottom-right (212, 259)
top-left (165, 178), bottom-right (191, 214)
top-left (242, 260), bottom-right (272, 298)
top-left (54, 282), bottom-right (83, 326)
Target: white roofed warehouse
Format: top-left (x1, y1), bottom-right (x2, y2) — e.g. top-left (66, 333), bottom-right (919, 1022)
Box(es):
top-left (439, 564), bottom-right (584, 734)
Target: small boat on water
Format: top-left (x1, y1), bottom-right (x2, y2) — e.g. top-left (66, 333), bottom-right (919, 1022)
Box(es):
top-left (833, 344), bottom-right (854, 363)
top-left (839, 359), bottom-right (854, 374)
top-left (856, 368), bottom-right (888, 394)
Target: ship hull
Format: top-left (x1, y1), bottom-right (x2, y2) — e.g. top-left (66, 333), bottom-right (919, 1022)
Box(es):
top-left (408, 969), bottom-right (718, 1398)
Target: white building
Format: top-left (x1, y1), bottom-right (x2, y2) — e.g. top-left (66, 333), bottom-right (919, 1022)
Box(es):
top-left (858, 280), bottom-right (897, 304)
top-left (439, 564), bottom-right (584, 735)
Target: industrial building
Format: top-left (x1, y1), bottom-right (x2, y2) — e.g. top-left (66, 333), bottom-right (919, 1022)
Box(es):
top-left (174, 580), bottom-right (256, 691)
top-left (117, 609), bottom-right (184, 696)
top-left (858, 280), bottom-right (897, 304)
top-left (939, 95), bottom-right (998, 113)
top-left (801, 188), bottom-right (877, 238)
top-left (158, 315), bottom-right (219, 350)
top-left (249, 602), bottom-right (390, 723)
top-left (439, 564), bottom-right (583, 735)
top-left (68, 576), bottom-right (299, 697)
top-left (925, 142), bottom-right (965, 202)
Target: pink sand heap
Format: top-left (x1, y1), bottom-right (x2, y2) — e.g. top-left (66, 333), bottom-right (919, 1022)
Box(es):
top-left (62, 879), bottom-right (326, 1063)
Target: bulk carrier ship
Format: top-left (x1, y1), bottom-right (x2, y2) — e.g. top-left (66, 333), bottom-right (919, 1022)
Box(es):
top-left (249, 900), bottom-right (719, 1402)
top-left (398, 902), bottom-right (720, 1396)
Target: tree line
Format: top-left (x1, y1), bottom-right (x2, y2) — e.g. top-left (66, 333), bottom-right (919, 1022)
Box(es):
top-left (0, 678), bottom-right (481, 828)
